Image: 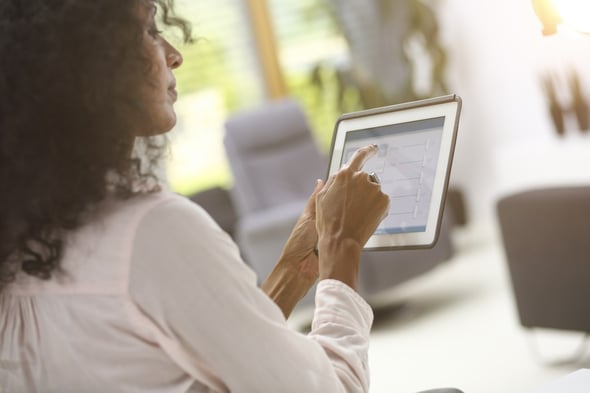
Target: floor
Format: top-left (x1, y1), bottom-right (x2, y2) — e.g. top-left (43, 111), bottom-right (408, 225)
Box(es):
top-left (368, 224), bottom-right (590, 393)
top-left (292, 223), bottom-right (590, 393)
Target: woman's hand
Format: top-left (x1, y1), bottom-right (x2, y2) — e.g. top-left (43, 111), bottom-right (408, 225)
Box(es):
top-left (261, 180), bottom-right (324, 318)
top-left (315, 144), bottom-right (390, 290)
top-left (262, 144), bottom-right (389, 314)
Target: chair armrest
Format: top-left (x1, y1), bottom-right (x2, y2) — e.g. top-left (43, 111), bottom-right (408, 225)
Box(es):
top-left (237, 200), bottom-right (305, 235)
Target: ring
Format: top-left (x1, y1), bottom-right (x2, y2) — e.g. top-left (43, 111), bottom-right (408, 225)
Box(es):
top-left (369, 172), bottom-right (380, 184)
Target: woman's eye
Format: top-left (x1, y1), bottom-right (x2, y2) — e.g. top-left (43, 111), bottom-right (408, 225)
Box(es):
top-left (149, 29), bottom-right (162, 38)
top-left (148, 25), bottom-right (163, 38)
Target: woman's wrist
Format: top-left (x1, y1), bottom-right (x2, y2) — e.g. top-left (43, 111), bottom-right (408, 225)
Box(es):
top-left (317, 237), bottom-right (362, 291)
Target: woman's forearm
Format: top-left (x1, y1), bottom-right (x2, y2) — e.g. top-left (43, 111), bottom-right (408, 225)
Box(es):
top-left (261, 257), bottom-right (317, 318)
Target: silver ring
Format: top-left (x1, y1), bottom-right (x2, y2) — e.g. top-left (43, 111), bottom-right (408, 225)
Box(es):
top-left (369, 172), bottom-right (380, 184)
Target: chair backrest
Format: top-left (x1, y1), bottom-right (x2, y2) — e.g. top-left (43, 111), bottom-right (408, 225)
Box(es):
top-left (188, 186), bottom-right (237, 239)
top-left (223, 98), bottom-right (327, 216)
top-left (496, 186), bottom-right (590, 332)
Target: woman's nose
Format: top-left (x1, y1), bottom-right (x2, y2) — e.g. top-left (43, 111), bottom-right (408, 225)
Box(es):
top-left (166, 42), bottom-right (183, 69)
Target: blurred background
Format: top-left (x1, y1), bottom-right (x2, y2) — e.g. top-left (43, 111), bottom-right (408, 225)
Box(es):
top-left (162, 0), bottom-right (590, 392)
top-left (165, 0), bottom-right (590, 231)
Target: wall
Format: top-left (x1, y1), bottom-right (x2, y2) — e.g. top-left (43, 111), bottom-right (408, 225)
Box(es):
top-left (436, 0), bottom-right (590, 234)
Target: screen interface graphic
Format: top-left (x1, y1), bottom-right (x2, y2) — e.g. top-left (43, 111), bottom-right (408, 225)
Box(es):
top-left (341, 117), bottom-right (444, 234)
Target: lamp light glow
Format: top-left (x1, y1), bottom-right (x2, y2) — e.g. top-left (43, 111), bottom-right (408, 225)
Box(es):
top-left (552, 0), bottom-right (590, 33)
top-left (533, 0), bottom-right (590, 35)
top-left (533, 0), bottom-right (562, 35)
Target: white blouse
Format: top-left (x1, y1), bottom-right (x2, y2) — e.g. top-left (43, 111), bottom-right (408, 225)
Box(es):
top-left (0, 191), bottom-right (373, 393)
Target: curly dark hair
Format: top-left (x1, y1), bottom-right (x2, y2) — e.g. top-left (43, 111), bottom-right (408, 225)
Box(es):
top-left (0, 0), bottom-right (192, 290)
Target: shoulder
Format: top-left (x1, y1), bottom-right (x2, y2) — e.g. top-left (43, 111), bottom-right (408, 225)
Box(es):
top-left (101, 190), bottom-right (189, 220)
top-left (128, 190), bottom-right (226, 241)
top-left (131, 188), bottom-right (240, 260)
top-left (128, 189), bottom-right (257, 310)
top-left (98, 190), bottom-right (220, 236)
top-left (7, 191), bottom-right (209, 293)
top-left (128, 189), bottom-right (245, 275)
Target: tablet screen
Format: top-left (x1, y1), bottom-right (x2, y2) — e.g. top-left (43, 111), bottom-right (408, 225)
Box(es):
top-left (328, 95), bottom-right (461, 250)
top-left (340, 117), bottom-right (444, 235)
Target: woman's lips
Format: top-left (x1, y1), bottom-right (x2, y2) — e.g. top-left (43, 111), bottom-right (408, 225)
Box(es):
top-left (168, 88), bottom-right (178, 101)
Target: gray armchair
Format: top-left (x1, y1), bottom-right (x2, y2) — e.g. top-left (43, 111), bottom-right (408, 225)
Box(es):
top-left (223, 98), bottom-right (455, 309)
top-left (223, 98), bottom-right (326, 285)
top-left (497, 186), bottom-right (590, 333)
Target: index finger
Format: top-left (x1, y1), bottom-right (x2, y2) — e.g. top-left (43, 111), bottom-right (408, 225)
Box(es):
top-left (344, 144), bottom-right (378, 172)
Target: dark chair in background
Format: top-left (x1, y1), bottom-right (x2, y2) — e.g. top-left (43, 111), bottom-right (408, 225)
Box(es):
top-left (188, 186), bottom-right (237, 240)
top-left (497, 186), bottom-right (590, 364)
top-left (221, 98), bottom-right (457, 309)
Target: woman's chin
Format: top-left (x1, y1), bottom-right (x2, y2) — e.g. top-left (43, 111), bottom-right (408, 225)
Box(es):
top-left (135, 112), bottom-right (177, 137)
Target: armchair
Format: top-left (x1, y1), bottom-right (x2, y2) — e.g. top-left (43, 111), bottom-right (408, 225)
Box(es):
top-left (223, 98), bottom-right (455, 309)
top-left (223, 98), bottom-right (326, 284)
top-left (497, 186), bottom-right (590, 333)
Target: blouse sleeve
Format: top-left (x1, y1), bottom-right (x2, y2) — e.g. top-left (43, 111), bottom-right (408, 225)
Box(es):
top-left (126, 195), bottom-right (373, 393)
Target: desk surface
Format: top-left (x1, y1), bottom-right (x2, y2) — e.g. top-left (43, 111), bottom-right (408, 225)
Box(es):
top-left (530, 369), bottom-right (590, 393)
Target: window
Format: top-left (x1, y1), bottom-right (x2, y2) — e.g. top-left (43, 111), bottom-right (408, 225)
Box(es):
top-left (165, 1), bottom-right (264, 195)
top-left (268, 0), bottom-right (348, 150)
top-left (165, 0), bottom-right (354, 195)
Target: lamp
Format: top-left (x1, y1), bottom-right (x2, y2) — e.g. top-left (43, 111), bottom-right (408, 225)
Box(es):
top-left (533, 0), bottom-right (590, 35)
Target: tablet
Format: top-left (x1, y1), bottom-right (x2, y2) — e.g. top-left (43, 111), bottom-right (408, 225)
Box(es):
top-left (327, 95), bottom-right (462, 250)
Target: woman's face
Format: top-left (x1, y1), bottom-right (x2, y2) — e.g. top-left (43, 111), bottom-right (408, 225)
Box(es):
top-left (136, 3), bottom-right (183, 136)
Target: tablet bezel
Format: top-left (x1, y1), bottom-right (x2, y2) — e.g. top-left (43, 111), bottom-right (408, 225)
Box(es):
top-left (327, 94), bottom-right (462, 250)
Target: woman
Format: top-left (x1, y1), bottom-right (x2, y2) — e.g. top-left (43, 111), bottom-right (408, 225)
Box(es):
top-left (0, 1), bottom-right (389, 392)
